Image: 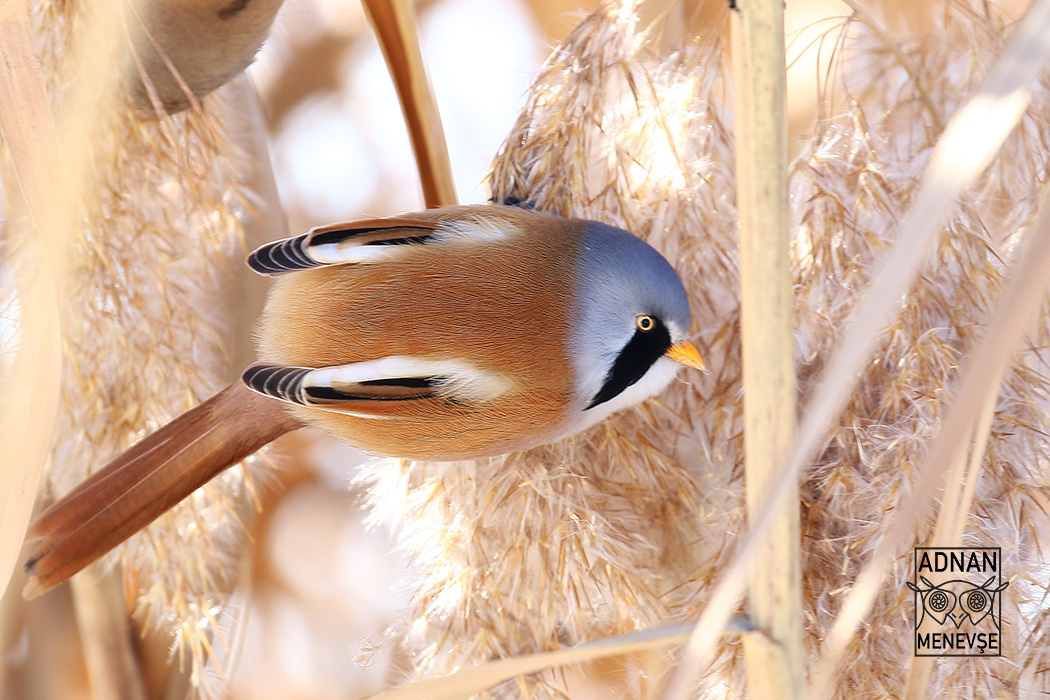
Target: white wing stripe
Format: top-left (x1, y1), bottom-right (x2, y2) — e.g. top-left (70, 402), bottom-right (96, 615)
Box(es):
top-left (306, 242), bottom-right (398, 264)
top-left (305, 357), bottom-right (512, 402)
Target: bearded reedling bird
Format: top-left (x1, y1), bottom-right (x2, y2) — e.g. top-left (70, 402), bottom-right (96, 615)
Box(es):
top-left (23, 204), bottom-right (704, 597)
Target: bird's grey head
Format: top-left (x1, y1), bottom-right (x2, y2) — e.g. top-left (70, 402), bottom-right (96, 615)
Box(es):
top-left (569, 221), bottom-right (694, 429)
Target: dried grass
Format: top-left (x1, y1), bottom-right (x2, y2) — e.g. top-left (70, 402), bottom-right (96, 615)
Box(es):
top-left (793, 2), bottom-right (1050, 695)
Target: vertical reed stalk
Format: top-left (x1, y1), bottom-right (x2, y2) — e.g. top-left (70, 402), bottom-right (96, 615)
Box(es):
top-left (70, 573), bottom-right (147, 700)
top-left (0, 0), bottom-right (64, 598)
top-left (731, 0), bottom-right (803, 696)
top-left (1, 1), bottom-right (161, 697)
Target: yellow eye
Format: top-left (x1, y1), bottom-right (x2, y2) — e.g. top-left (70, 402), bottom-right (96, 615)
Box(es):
top-left (636, 315), bottom-right (655, 332)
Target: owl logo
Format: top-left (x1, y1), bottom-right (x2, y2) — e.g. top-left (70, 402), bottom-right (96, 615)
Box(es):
top-left (911, 547), bottom-right (1008, 656)
top-left (908, 575), bottom-right (1009, 628)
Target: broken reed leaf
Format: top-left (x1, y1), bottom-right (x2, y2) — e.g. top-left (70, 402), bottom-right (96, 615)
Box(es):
top-left (365, 622), bottom-right (707, 700)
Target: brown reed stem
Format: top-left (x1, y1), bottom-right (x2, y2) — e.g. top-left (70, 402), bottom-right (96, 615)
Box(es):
top-left (361, 0), bottom-right (457, 208)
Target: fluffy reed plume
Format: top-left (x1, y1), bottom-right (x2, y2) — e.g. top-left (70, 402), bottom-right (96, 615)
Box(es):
top-left (7, 1), bottom-right (272, 693)
top-left (793, 3), bottom-right (1050, 695)
top-left (361, 3), bottom-right (747, 697)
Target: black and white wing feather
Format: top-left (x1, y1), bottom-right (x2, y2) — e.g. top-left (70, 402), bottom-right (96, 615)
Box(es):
top-left (247, 218), bottom-right (439, 275)
top-left (242, 358), bottom-right (512, 416)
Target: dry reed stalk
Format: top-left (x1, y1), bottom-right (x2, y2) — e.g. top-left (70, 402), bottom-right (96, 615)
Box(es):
top-left (0, 0), bottom-right (64, 601)
top-left (361, 0), bottom-right (457, 207)
top-left (70, 571), bottom-right (148, 700)
top-left (1, 1), bottom-right (281, 696)
top-left (360, 3), bottom-right (744, 698)
top-left (729, 0), bottom-right (802, 695)
top-left (1, 2), bottom-right (153, 696)
top-left (368, 622), bottom-right (703, 700)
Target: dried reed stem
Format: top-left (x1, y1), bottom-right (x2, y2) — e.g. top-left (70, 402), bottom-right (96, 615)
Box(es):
top-left (368, 622), bottom-right (701, 700)
top-left (0, 2), bottom-right (154, 697)
top-left (729, 0), bottom-right (803, 696)
top-left (0, 0), bottom-right (62, 598)
top-left (0, 0), bottom-right (137, 595)
top-left (361, 0), bottom-right (457, 207)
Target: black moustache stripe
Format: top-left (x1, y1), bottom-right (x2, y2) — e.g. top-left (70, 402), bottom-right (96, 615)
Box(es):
top-left (585, 321), bottom-right (671, 410)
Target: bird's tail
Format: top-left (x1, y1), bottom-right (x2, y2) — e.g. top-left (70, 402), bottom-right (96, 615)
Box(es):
top-left (23, 381), bottom-right (302, 598)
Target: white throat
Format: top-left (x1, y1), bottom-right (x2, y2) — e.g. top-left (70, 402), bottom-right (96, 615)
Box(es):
top-left (570, 356), bottom-right (682, 434)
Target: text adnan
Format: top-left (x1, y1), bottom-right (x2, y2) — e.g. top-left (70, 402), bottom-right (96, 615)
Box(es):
top-left (917, 550), bottom-right (997, 574)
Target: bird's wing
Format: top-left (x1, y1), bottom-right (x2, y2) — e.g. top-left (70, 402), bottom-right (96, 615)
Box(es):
top-left (247, 217), bottom-right (451, 275)
top-left (242, 357), bottom-right (512, 416)
top-left (247, 212), bottom-right (526, 276)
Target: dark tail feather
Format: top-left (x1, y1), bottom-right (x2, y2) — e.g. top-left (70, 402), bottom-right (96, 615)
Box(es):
top-left (23, 381), bottom-right (303, 598)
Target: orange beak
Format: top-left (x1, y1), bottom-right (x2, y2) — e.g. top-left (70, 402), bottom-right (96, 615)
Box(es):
top-left (666, 341), bottom-right (705, 372)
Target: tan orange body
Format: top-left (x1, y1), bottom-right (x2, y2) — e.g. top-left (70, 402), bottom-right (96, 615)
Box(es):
top-left (260, 206), bottom-right (582, 460)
